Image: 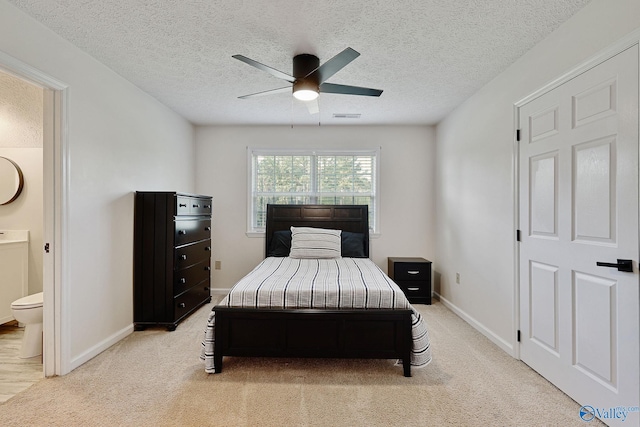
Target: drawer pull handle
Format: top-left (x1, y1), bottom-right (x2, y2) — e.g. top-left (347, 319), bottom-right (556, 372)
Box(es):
top-left (204, 205), bottom-right (211, 209)
top-left (193, 204), bottom-right (200, 208)
top-left (205, 266), bottom-right (211, 271)
top-left (204, 287), bottom-right (210, 291)
top-left (407, 287), bottom-right (420, 291)
top-left (179, 203), bottom-right (187, 208)
top-left (205, 246), bottom-right (211, 251)
top-left (178, 302), bottom-right (186, 308)
top-left (178, 230), bottom-right (187, 235)
top-left (180, 278), bottom-right (186, 284)
top-left (407, 271), bottom-right (420, 275)
top-left (205, 227), bottom-right (211, 231)
top-left (181, 254), bottom-right (187, 260)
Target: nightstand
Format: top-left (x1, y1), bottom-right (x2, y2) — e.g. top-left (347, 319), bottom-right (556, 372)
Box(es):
top-left (388, 257), bottom-right (432, 305)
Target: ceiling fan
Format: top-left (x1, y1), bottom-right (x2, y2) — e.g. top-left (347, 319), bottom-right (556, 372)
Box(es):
top-left (232, 47), bottom-right (383, 112)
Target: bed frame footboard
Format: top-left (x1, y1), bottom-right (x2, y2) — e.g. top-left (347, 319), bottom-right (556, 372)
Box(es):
top-left (214, 307), bottom-right (413, 377)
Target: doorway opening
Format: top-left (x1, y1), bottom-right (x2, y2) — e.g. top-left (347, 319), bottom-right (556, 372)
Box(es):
top-left (0, 50), bottom-right (68, 378)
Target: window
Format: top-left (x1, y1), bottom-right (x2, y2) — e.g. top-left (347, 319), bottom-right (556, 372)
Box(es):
top-left (248, 149), bottom-right (379, 233)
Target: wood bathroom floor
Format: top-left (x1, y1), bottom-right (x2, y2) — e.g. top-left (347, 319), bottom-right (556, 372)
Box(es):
top-left (0, 322), bottom-right (43, 403)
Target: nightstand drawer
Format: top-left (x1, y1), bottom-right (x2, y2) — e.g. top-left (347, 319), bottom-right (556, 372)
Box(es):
top-left (396, 281), bottom-right (429, 298)
top-left (392, 263), bottom-right (430, 281)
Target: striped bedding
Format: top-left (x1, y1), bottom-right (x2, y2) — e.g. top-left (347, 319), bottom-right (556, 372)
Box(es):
top-left (200, 257), bottom-right (432, 373)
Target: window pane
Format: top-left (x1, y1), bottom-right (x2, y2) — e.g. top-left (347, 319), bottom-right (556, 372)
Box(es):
top-left (255, 156), bottom-right (275, 192)
top-left (317, 155), bottom-right (374, 194)
top-left (274, 156), bottom-right (293, 192)
top-left (353, 156), bottom-right (374, 192)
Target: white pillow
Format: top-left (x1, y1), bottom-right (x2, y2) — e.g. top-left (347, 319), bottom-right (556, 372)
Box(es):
top-left (289, 226), bottom-right (342, 259)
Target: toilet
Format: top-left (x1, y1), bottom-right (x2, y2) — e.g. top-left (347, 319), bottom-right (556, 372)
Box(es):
top-left (10, 292), bottom-right (43, 359)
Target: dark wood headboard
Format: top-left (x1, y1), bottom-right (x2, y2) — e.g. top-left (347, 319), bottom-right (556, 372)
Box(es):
top-left (265, 204), bottom-right (370, 258)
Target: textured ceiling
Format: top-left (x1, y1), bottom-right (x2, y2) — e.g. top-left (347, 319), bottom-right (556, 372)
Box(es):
top-left (7, 0), bottom-right (591, 126)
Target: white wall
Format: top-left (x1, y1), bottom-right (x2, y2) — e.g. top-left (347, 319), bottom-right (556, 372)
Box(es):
top-left (0, 1), bottom-right (196, 372)
top-left (435, 0), bottom-right (640, 353)
top-left (195, 125), bottom-right (436, 290)
top-left (0, 72), bottom-right (44, 295)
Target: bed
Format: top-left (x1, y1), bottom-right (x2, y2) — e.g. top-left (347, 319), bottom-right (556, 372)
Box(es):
top-left (201, 204), bottom-right (431, 377)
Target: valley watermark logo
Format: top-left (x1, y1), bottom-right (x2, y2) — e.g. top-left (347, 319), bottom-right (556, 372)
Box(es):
top-left (580, 405), bottom-right (640, 423)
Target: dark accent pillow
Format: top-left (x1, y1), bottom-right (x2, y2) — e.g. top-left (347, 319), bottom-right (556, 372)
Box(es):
top-left (267, 230), bottom-right (292, 257)
top-left (341, 232), bottom-right (366, 258)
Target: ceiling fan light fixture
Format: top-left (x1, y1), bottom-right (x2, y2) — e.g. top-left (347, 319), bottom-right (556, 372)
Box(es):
top-left (234, 48), bottom-right (383, 105)
top-left (293, 89), bottom-right (319, 101)
top-left (293, 80), bottom-right (319, 101)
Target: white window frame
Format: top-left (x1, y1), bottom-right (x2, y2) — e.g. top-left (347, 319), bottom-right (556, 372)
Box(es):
top-left (246, 147), bottom-right (380, 237)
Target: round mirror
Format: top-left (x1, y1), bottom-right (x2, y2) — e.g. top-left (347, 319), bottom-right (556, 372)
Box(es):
top-left (0, 157), bottom-right (24, 205)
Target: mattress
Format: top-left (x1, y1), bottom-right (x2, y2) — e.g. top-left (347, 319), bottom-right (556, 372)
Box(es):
top-left (201, 257), bottom-right (432, 372)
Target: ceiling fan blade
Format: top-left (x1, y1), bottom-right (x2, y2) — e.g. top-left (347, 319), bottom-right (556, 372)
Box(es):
top-left (305, 47), bottom-right (360, 84)
top-left (304, 99), bottom-right (319, 115)
top-left (319, 82), bottom-right (383, 97)
top-left (238, 86), bottom-right (292, 99)
top-left (232, 55), bottom-right (295, 82)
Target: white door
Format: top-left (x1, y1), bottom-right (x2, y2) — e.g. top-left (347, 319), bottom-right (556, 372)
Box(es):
top-left (519, 46), bottom-right (639, 426)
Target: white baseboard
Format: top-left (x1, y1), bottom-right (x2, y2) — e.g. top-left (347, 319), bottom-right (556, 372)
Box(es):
top-left (68, 290), bottom-right (229, 372)
top-left (435, 293), bottom-right (515, 357)
top-left (69, 324), bottom-right (133, 372)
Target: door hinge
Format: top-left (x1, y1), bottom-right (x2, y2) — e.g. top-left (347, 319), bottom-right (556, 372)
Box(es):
top-left (44, 243), bottom-right (50, 253)
top-left (516, 129), bottom-right (521, 142)
top-left (517, 330), bottom-right (521, 342)
top-left (516, 230), bottom-right (521, 242)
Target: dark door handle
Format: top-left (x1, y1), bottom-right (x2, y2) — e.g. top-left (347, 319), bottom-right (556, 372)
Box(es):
top-left (596, 259), bottom-right (633, 272)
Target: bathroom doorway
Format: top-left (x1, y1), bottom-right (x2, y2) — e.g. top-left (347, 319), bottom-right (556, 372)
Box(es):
top-left (0, 51), bottom-right (67, 379)
top-left (0, 69), bottom-right (44, 398)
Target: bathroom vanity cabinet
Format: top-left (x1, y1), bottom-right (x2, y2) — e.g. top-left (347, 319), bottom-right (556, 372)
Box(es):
top-left (133, 192), bottom-right (212, 331)
top-left (0, 231), bottom-right (29, 325)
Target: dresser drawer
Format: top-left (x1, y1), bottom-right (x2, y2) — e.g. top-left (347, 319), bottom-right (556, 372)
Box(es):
top-left (174, 218), bottom-right (211, 246)
top-left (190, 198), bottom-right (212, 215)
top-left (392, 262), bottom-right (430, 281)
top-left (174, 280), bottom-right (210, 321)
top-left (175, 239), bottom-right (212, 270)
top-left (176, 196), bottom-right (192, 215)
top-left (176, 195), bottom-right (212, 216)
top-left (174, 260), bottom-right (211, 295)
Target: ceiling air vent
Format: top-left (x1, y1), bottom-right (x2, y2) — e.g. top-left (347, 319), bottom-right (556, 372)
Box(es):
top-left (332, 113), bottom-right (361, 119)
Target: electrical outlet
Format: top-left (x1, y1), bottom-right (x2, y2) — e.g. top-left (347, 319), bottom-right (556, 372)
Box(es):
top-left (455, 273), bottom-right (460, 284)
top-left (215, 260), bottom-right (221, 270)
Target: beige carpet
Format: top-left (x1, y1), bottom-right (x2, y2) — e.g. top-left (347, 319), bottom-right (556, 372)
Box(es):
top-left (0, 296), bottom-right (602, 427)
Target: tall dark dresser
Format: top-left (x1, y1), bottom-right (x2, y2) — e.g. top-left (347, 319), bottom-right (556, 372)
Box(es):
top-left (134, 192), bottom-right (213, 330)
